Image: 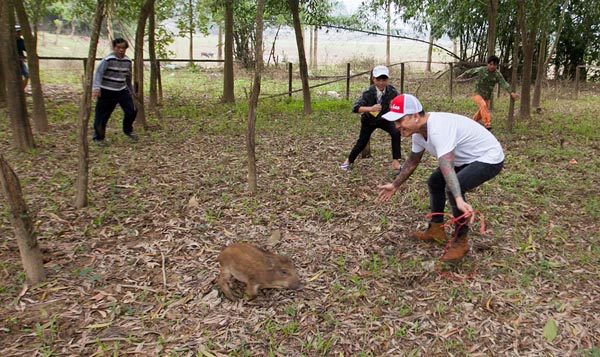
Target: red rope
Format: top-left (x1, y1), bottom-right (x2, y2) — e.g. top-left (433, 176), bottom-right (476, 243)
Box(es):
top-left (425, 211), bottom-right (485, 281)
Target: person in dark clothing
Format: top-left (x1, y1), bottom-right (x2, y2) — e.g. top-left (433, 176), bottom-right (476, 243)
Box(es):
top-left (15, 26), bottom-right (29, 90)
top-left (340, 65), bottom-right (402, 172)
top-left (92, 38), bottom-right (138, 143)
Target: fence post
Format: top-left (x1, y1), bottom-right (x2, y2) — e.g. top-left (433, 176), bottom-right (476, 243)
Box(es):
top-left (575, 65), bottom-right (580, 100)
top-left (288, 62), bottom-right (293, 97)
top-left (400, 63), bottom-right (405, 93)
top-left (83, 58), bottom-right (87, 73)
top-left (449, 62), bottom-right (453, 98)
top-left (346, 63), bottom-right (351, 100)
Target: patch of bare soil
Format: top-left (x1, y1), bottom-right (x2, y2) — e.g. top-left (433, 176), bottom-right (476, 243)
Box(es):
top-left (1, 84), bottom-right (599, 356)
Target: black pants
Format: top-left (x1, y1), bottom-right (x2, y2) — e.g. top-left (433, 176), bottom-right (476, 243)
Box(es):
top-left (348, 115), bottom-right (401, 164)
top-left (93, 88), bottom-right (137, 141)
top-left (428, 161), bottom-right (504, 237)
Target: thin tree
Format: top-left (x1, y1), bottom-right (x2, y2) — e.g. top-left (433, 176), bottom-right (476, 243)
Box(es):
top-left (75, 0), bottom-right (105, 209)
top-left (507, 19), bottom-right (520, 133)
top-left (15, 0), bottom-right (48, 132)
top-left (133, 0), bottom-right (156, 131)
top-left (222, 0), bottom-right (235, 103)
top-left (148, 5), bottom-right (159, 111)
top-left (517, 0), bottom-right (543, 121)
top-left (533, 0), bottom-right (567, 110)
top-left (247, 0), bottom-right (265, 194)
top-left (0, 155), bottom-right (45, 285)
top-left (0, 0), bottom-right (34, 151)
top-left (288, 0), bottom-right (312, 115)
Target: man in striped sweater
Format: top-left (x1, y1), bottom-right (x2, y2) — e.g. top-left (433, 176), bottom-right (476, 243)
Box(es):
top-left (92, 38), bottom-right (138, 143)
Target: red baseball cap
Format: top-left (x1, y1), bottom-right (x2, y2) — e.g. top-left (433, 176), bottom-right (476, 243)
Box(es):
top-left (382, 94), bottom-right (423, 121)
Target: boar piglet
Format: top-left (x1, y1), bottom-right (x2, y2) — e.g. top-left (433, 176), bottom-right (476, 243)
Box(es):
top-left (217, 243), bottom-right (303, 301)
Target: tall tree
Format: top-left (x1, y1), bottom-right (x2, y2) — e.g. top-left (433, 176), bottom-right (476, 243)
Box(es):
top-left (148, 5), bottom-right (159, 111)
top-left (222, 0), bottom-right (235, 103)
top-left (517, 0), bottom-right (543, 121)
top-left (0, 155), bottom-right (46, 285)
top-left (15, 0), bottom-right (48, 133)
top-left (533, 0), bottom-right (567, 109)
top-left (288, 0), bottom-right (312, 115)
top-left (247, 0), bottom-right (265, 194)
top-left (133, 0), bottom-right (156, 131)
top-left (486, 0), bottom-right (498, 56)
top-left (75, 0), bottom-right (105, 209)
top-left (0, 0), bottom-right (34, 151)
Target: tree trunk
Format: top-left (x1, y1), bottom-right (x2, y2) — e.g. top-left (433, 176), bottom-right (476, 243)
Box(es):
top-left (313, 26), bottom-right (318, 71)
top-left (133, 0), bottom-right (155, 131)
top-left (217, 20), bottom-right (223, 61)
top-left (487, 0), bottom-right (498, 56)
top-left (148, 6), bottom-right (158, 111)
top-left (188, 0), bottom-right (194, 67)
top-left (507, 19), bottom-right (520, 133)
top-left (222, 0), bottom-right (235, 103)
top-left (0, 155), bottom-right (45, 285)
top-left (426, 33), bottom-right (433, 73)
top-left (0, 55), bottom-right (6, 107)
top-left (517, 0), bottom-right (540, 121)
top-left (309, 26), bottom-right (313, 70)
top-left (247, 0), bottom-right (265, 194)
top-left (75, 0), bottom-right (105, 209)
top-left (288, 0), bottom-right (312, 115)
top-left (532, 33), bottom-right (546, 109)
top-left (386, 0), bottom-right (391, 67)
top-left (15, 0), bottom-right (48, 133)
top-left (0, 0), bottom-right (34, 151)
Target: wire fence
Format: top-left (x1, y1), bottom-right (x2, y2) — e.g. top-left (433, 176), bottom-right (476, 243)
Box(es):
top-left (37, 57), bottom-right (598, 104)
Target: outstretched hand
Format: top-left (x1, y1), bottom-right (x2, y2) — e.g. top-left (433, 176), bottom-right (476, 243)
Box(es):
top-left (377, 183), bottom-right (397, 202)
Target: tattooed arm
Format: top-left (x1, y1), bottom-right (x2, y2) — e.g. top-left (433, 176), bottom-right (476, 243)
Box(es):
top-left (439, 151), bottom-right (474, 217)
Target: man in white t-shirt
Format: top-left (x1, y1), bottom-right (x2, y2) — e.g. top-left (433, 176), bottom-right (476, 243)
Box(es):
top-left (377, 94), bottom-right (504, 262)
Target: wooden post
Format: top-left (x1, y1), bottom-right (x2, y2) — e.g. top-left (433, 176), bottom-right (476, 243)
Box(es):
top-left (288, 62), bottom-right (292, 97)
top-left (449, 62), bottom-right (454, 98)
top-left (400, 63), bottom-right (405, 93)
top-left (346, 63), bottom-right (350, 100)
top-left (575, 65), bottom-right (581, 100)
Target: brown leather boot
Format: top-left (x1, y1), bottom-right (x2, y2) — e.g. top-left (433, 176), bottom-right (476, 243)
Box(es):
top-left (410, 222), bottom-right (447, 244)
top-left (441, 233), bottom-right (470, 262)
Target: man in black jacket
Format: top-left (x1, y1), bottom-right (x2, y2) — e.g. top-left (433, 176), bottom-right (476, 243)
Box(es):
top-left (340, 65), bottom-right (401, 172)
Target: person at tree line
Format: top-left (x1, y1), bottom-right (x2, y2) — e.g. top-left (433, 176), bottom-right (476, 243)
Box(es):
top-left (340, 65), bottom-right (402, 173)
top-left (92, 38), bottom-right (138, 144)
top-left (458, 55), bottom-right (519, 131)
top-left (15, 25), bottom-right (29, 90)
top-left (377, 94), bottom-right (505, 262)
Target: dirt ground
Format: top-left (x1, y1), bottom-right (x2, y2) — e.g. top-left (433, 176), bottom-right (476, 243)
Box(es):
top-left (1, 81), bottom-right (599, 356)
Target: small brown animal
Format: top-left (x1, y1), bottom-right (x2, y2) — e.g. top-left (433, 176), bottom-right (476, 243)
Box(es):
top-left (217, 243), bottom-right (303, 301)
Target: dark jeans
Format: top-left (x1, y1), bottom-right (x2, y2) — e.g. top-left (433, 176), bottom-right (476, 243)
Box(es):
top-left (348, 115), bottom-right (401, 163)
top-left (93, 88), bottom-right (137, 140)
top-left (427, 161), bottom-right (504, 237)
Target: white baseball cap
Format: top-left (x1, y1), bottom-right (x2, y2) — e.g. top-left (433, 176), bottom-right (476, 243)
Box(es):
top-left (382, 94), bottom-right (423, 121)
top-left (372, 65), bottom-right (389, 78)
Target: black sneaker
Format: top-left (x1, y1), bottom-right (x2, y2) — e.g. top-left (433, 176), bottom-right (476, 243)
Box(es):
top-left (125, 133), bottom-right (139, 141)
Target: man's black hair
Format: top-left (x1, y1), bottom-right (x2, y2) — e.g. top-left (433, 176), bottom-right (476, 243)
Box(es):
top-left (487, 55), bottom-right (500, 65)
top-left (112, 38), bottom-right (129, 48)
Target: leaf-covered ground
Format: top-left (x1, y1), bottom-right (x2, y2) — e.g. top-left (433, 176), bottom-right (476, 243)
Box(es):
top-left (1, 78), bottom-right (599, 356)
